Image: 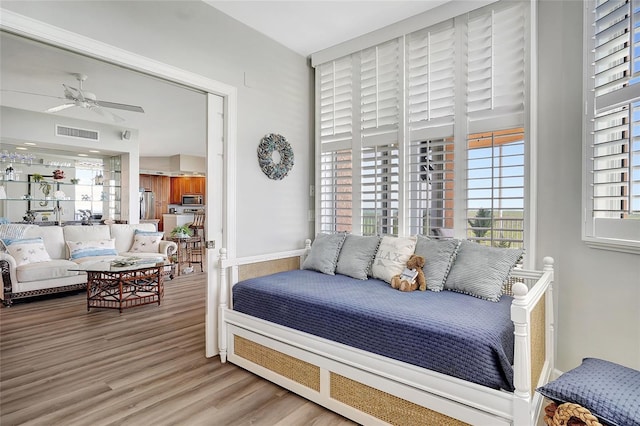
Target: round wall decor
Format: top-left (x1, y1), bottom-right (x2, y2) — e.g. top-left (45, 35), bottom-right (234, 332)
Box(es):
top-left (257, 133), bottom-right (294, 180)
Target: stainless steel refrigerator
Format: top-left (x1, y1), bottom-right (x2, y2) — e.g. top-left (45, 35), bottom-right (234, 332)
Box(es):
top-left (140, 189), bottom-right (155, 220)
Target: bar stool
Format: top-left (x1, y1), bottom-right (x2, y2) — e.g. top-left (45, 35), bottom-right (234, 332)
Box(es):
top-left (188, 211), bottom-right (205, 272)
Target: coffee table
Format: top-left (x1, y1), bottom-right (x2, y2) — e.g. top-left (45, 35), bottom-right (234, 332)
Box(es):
top-left (70, 260), bottom-right (168, 313)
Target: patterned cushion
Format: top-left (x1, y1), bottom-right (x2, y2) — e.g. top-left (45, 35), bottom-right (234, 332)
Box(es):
top-left (414, 236), bottom-right (460, 291)
top-left (129, 230), bottom-right (164, 253)
top-left (370, 235), bottom-right (417, 284)
top-left (444, 240), bottom-right (523, 302)
top-left (537, 358), bottom-right (640, 426)
top-left (1, 237), bottom-right (51, 266)
top-left (335, 235), bottom-right (381, 280)
top-left (67, 239), bottom-right (118, 260)
top-left (302, 233), bottom-right (347, 275)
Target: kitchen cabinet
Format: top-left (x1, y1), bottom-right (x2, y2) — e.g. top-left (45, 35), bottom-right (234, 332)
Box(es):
top-left (170, 177), bottom-right (205, 205)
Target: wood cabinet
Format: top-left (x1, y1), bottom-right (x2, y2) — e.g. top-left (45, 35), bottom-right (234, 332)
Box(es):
top-left (139, 174), bottom-right (171, 231)
top-left (169, 177), bottom-right (205, 205)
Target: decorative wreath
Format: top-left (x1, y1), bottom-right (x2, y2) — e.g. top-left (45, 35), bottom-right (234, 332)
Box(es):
top-left (257, 133), bottom-right (294, 180)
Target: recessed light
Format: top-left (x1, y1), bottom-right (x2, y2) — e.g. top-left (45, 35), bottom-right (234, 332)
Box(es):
top-left (15, 147), bottom-right (27, 150)
top-left (24, 142), bottom-right (37, 146)
top-left (78, 154), bottom-right (89, 157)
top-left (89, 150), bottom-right (100, 153)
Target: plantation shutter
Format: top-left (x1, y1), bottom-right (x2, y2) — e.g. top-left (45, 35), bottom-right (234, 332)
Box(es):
top-left (361, 145), bottom-right (399, 235)
top-left (406, 20), bottom-right (456, 140)
top-left (466, 1), bottom-right (525, 133)
top-left (590, 0), bottom-right (640, 222)
top-left (319, 56), bottom-right (354, 234)
top-left (361, 39), bottom-right (401, 146)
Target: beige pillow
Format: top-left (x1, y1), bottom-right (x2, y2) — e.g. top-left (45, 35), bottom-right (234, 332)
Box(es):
top-left (370, 235), bottom-right (417, 283)
top-left (129, 231), bottom-right (164, 253)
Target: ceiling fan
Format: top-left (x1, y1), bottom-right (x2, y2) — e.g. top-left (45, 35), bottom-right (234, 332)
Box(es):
top-left (42, 73), bottom-right (144, 123)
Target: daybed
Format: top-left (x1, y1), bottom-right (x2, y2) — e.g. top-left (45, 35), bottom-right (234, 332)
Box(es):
top-left (1, 223), bottom-right (177, 306)
top-left (218, 234), bottom-right (555, 426)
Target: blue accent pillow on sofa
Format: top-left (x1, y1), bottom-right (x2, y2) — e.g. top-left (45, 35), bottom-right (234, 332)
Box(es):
top-left (537, 358), bottom-right (640, 426)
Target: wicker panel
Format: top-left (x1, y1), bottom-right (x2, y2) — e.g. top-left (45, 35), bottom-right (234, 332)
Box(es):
top-left (330, 372), bottom-right (469, 426)
top-left (234, 335), bottom-right (320, 391)
top-left (530, 296), bottom-right (546, 394)
top-left (238, 257), bottom-right (300, 282)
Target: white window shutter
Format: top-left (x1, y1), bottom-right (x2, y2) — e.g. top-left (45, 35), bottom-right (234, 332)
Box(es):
top-left (466, 1), bottom-right (525, 132)
top-left (361, 39), bottom-right (401, 146)
top-left (319, 150), bottom-right (353, 233)
top-left (319, 56), bottom-right (353, 150)
top-left (361, 145), bottom-right (399, 235)
top-left (406, 20), bottom-right (456, 140)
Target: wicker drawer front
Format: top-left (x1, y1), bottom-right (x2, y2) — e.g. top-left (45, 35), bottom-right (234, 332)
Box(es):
top-left (330, 372), bottom-right (468, 426)
top-left (233, 335), bottom-right (320, 391)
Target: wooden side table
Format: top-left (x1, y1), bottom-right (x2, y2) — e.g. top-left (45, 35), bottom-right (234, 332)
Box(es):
top-left (168, 235), bottom-right (201, 276)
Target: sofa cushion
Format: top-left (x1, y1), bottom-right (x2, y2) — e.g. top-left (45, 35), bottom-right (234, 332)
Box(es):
top-left (129, 230), bottom-right (164, 253)
top-left (16, 259), bottom-right (81, 283)
top-left (67, 239), bottom-right (118, 260)
top-left (335, 234), bottom-right (381, 280)
top-left (414, 236), bottom-right (460, 292)
top-left (110, 224), bottom-right (157, 253)
top-left (2, 237), bottom-right (51, 266)
top-left (24, 225), bottom-right (66, 259)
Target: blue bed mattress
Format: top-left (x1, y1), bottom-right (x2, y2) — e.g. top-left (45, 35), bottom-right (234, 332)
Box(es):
top-left (232, 269), bottom-right (515, 391)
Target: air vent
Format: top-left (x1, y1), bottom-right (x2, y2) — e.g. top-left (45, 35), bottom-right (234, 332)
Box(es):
top-left (56, 125), bottom-right (99, 141)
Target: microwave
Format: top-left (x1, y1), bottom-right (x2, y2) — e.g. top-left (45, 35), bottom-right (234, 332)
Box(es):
top-left (182, 194), bottom-right (203, 206)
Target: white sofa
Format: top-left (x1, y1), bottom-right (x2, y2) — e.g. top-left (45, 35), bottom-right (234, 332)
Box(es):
top-left (0, 224), bottom-right (177, 306)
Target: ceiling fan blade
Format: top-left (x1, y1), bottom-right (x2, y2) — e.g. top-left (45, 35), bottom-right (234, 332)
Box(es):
top-left (90, 105), bottom-right (125, 123)
top-left (1, 89), bottom-right (66, 100)
top-left (46, 103), bottom-right (75, 113)
top-left (95, 100), bottom-right (145, 113)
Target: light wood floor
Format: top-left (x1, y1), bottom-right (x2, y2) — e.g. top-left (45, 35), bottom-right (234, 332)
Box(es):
top-left (0, 273), bottom-right (356, 426)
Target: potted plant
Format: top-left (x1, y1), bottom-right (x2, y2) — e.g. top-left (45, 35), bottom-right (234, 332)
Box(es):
top-left (32, 173), bottom-right (44, 182)
top-left (170, 225), bottom-right (193, 238)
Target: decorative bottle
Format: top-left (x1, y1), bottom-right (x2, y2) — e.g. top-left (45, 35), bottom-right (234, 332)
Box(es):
top-left (5, 164), bottom-right (15, 181)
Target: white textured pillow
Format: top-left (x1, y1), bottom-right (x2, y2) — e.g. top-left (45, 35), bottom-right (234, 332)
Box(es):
top-left (414, 236), bottom-right (460, 291)
top-left (129, 231), bottom-right (164, 253)
top-left (371, 235), bottom-right (417, 284)
top-left (302, 233), bottom-right (347, 275)
top-left (1, 237), bottom-right (51, 266)
top-left (67, 239), bottom-right (117, 260)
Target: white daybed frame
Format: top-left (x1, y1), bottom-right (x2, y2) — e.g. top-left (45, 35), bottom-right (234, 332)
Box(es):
top-left (218, 242), bottom-right (555, 426)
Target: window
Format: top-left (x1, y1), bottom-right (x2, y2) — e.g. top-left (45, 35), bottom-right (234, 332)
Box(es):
top-left (584, 0), bottom-right (640, 253)
top-left (315, 1), bottom-right (531, 249)
top-left (466, 128), bottom-right (525, 248)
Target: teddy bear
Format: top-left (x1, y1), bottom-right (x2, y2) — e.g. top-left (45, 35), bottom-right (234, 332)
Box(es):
top-left (390, 254), bottom-right (426, 292)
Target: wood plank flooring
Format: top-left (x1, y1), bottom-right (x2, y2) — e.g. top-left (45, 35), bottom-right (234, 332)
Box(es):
top-left (0, 273), bottom-right (356, 426)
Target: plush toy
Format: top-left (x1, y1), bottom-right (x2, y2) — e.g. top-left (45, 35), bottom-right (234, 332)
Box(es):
top-left (391, 254), bottom-right (427, 292)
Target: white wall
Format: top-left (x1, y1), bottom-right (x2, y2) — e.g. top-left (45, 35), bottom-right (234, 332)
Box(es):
top-left (537, 0), bottom-right (640, 372)
top-left (2, 0), bottom-right (314, 256)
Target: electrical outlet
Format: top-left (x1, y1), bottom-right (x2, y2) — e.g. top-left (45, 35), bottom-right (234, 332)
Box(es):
top-left (309, 185), bottom-right (315, 197)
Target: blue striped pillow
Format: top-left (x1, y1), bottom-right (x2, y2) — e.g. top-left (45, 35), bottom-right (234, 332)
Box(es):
top-left (67, 239), bottom-right (118, 260)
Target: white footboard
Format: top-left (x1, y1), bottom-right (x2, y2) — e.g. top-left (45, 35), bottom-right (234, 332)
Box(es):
top-left (218, 245), bottom-right (555, 426)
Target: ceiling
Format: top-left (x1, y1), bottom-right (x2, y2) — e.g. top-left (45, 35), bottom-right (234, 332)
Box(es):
top-left (206, 1), bottom-right (447, 56)
top-left (0, 1), bottom-right (444, 159)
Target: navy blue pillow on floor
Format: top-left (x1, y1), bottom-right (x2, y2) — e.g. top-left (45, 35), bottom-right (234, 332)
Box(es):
top-left (537, 358), bottom-right (640, 426)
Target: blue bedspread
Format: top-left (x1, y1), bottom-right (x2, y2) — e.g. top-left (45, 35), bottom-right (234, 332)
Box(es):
top-left (232, 269), bottom-right (515, 391)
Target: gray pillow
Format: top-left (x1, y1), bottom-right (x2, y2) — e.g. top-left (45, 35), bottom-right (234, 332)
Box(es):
top-left (444, 240), bottom-right (523, 302)
top-left (413, 236), bottom-right (460, 291)
top-left (537, 358), bottom-right (640, 426)
top-left (335, 235), bottom-right (381, 280)
top-left (302, 233), bottom-right (347, 275)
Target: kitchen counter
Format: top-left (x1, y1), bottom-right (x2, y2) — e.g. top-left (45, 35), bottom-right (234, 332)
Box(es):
top-left (163, 213), bottom-right (194, 238)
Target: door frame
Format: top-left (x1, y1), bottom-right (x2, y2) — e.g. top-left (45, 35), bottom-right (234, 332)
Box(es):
top-left (0, 9), bottom-right (236, 357)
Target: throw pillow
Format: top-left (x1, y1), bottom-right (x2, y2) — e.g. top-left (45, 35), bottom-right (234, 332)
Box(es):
top-left (444, 240), bottom-right (523, 302)
top-left (370, 235), bottom-right (417, 284)
top-left (129, 230), bottom-right (164, 253)
top-left (67, 239), bottom-right (118, 260)
top-left (414, 236), bottom-right (460, 291)
top-left (302, 233), bottom-right (347, 275)
top-left (537, 358), bottom-right (640, 426)
top-left (1, 237), bottom-right (51, 266)
top-left (335, 235), bottom-right (381, 280)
